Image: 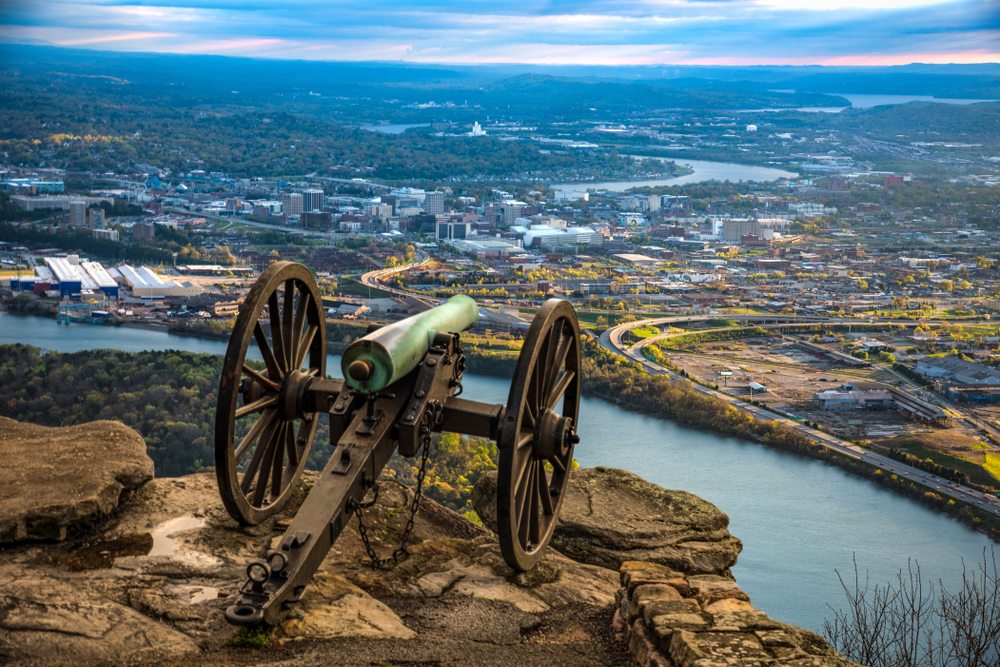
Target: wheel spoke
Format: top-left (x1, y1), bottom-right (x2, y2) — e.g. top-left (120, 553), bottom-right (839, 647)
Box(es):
top-left (514, 451), bottom-right (533, 518)
top-left (295, 324), bottom-right (318, 371)
top-left (270, 422), bottom-right (287, 497)
top-left (292, 290), bottom-right (311, 366)
top-left (282, 281), bottom-right (295, 371)
top-left (287, 419), bottom-right (304, 468)
top-left (548, 455), bottom-right (566, 473)
top-left (242, 364), bottom-right (279, 392)
top-left (528, 462), bottom-right (541, 545)
top-left (240, 419), bottom-right (280, 495)
top-left (234, 407), bottom-right (277, 462)
top-left (513, 442), bottom-right (534, 492)
top-left (547, 370), bottom-right (575, 411)
top-left (267, 291), bottom-right (287, 374)
top-left (518, 462), bottom-right (534, 546)
top-left (542, 325), bottom-right (560, 399)
top-left (252, 321), bottom-right (283, 381)
top-left (253, 423), bottom-right (282, 506)
top-left (528, 343), bottom-right (545, 415)
top-left (235, 394), bottom-right (277, 419)
top-left (547, 331), bottom-right (572, 397)
top-left (538, 463), bottom-right (553, 516)
top-left (516, 430), bottom-right (534, 449)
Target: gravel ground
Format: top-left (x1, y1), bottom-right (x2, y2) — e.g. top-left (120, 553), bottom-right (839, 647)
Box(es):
top-left (154, 601), bottom-right (636, 667)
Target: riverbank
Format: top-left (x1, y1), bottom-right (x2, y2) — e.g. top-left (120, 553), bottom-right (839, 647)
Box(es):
top-left (54, 312), bottom-right (1000, 542)
top-left (589, 334), bottom-right (1000, 543)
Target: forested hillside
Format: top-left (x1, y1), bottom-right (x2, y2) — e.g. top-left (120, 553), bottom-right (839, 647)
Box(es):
top-left (0, 344), bottom-right (499, 514)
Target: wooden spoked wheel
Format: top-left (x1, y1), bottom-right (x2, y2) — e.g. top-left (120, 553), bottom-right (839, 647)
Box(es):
top-left (497, 298), bottom-right (581, 571)
top-left (215, 261), bottom-right (326, 525)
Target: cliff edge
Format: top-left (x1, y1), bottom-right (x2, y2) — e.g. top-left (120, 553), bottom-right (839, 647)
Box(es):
top-left (0, 418), bottom-right (854, 667)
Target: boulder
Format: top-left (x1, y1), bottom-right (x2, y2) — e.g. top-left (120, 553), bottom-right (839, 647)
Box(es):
top-left (473, 467), bottom-right (742, 576)
top-left (0, 417), bottom-right (154, 543)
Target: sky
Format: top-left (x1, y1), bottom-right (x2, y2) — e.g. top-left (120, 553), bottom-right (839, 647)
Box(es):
top-left (0, 0), bottom-right (997, 67)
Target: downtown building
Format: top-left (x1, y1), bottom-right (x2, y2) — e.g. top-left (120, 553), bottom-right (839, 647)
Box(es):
top-left (302, 189), bottom-right (325, 212)
top-left (282, 193), bottom-right (304, 217)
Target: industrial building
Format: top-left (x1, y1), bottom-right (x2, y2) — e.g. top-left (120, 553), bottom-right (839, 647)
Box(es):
top-left (814, 389), bottom-right (893, 411)
top-left (914, 357), bottom-right (1000, 386)
top-left (512, 224), bottom-right (602, 249)
top-left (11, 195), bottom-right (108, 211)
top-left (81, 261), bottom-right (119, 299)
top-left (115, 264), bottom-right (202, 299)
top-left (42, 256), bottom-right (119, 299)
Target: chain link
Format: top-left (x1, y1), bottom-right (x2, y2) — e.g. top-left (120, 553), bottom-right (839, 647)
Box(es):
top-left (353, 400), bottom-right (442, 570)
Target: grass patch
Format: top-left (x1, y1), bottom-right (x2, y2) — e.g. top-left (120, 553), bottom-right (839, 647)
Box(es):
top-left (706, 318), bottom-right (740, 327)
top-left (627, 327), bottom-right (660, 339)
top-left (879, 434), bottom-right (1000, 489)
top-left (984, 452), bottom-right (1000, 481)
top-left (339, 279), bottom-right (391, 299)
top-left (229, 626), bottom-right (273, 650)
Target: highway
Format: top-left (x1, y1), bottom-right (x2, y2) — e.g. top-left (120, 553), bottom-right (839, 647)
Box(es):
top-left (598, 319), bottom-right (1000, 519)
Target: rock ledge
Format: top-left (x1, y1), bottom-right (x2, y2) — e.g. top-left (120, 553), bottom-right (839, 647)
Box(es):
top-left (0, 416), bottom-right (154, 542)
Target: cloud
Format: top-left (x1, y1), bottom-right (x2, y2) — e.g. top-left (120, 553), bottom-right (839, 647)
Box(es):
top-left (0, 0), bottom-right (996, 65)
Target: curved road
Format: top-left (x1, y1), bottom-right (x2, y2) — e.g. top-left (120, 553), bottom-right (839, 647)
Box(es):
top-left (598, 318), bottom-right (1000, 519)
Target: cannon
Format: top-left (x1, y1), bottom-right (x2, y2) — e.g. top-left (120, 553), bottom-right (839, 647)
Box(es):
top-left (214, 261), bottom-right (581, 626)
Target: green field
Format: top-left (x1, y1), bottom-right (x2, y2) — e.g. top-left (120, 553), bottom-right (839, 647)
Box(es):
top-left (882, 438), bottom-right (1000, 489)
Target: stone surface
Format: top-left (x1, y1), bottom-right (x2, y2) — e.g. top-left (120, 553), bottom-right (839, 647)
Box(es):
top-left (0, 576), bottom-right (200, 664)
top-left (0, 439), bottom-right (625, 666)
top-left (473, 466), bottom-right (743, 575)
top-left (616, 562), bottom-right (856, 667)
top-left (0, 417), bottom-right (154, 543)
top-left (278, 573), bottom-right (416, 640)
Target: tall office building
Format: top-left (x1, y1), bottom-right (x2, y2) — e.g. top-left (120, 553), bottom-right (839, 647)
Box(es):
top-left (88, 208), bottom-right (105, 230)
top-left (69, 200), bottom-right (86, 227)
top-left (500, 201), bottom-right (526, 226)
top-left (722, 219), bottom-right (760, 242)
top-left (302, 189), bottom-right (325, 212)
top-left (282, 193), bottom-right (303, 217)
top-left (133, 221), bottom-right (156, 241)
top-left (364, 202), bottom-right (393, 219)
top-left (424, 191), bottom-right (445, 215)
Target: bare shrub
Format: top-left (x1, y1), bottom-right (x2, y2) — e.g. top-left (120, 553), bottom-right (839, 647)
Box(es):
top-left (825, 548), bottom-right (1000, 667)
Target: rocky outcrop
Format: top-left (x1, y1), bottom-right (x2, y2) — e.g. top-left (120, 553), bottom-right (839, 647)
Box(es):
top-left (473, 466), bottom-right (743, 576)
top-left (0, 417), bottom-right (154, 543)
top-left (0, 418), bottom-right (851, 667)
top-left (0, 467), bottom-right (625, 666)
top-left (613, 562), bottom-right (855, 667)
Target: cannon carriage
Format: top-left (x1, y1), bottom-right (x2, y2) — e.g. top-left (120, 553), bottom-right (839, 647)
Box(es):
top-left (214, 261), bottom-right (582, 626)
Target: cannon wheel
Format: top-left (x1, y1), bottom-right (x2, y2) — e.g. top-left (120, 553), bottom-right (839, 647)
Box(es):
top-left (215, 261), bottom-right (326, 525)
top-left (497, 298), bottom-right (581, 571)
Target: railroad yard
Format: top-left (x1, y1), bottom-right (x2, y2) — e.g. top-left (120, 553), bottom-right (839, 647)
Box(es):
top-left (659, 333), bottom-right (993, 450)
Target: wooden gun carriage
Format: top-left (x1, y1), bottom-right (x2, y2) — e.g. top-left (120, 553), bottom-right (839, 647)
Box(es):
top-left (214, 262), bottom-right (582, 626)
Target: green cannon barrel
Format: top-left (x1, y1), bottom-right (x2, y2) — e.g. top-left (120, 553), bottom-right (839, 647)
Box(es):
top-left (341, 294), bottom-right (479, 393)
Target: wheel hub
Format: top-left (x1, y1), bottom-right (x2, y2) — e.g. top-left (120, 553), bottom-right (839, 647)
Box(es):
top-left (533, 409), bottom-right (574, 461)
top-left (279, 370), bottom-right (311, 421)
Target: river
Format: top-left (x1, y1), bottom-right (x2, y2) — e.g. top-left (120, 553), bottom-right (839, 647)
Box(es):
top-left (0, 311), bottom-right (994, 634)
top-left (552, 158), bottom-right (797, 193)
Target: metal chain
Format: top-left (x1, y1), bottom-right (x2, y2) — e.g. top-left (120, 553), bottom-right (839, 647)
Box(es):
top-left (353, 400), bottom-right (442, 570)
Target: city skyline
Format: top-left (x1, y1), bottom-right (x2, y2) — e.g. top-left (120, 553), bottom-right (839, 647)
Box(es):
top-left (0, 0), bottom-right (997, 67)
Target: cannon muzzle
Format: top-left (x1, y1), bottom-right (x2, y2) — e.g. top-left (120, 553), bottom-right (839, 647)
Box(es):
top-left (341, 295), bottom-right (478, 393)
